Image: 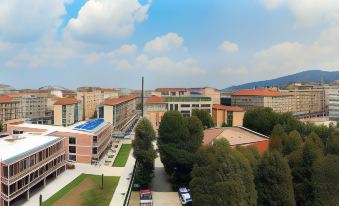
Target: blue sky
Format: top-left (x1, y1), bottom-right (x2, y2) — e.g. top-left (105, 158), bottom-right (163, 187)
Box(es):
top-left (1, 0), bottom-right (339, 89)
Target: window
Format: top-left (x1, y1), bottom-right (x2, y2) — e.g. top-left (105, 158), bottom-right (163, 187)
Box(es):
top-left (69, 137), bottom-right (76, 145)
top-left (69, 155), bottom-right (76, 162)
top-left (69, 146), bottom-right (76, 154)
top-left (227, 111), bottom-right (233, 126)
top-left (181, 104), bottom-right (190, 108)
top-left (93, 136), bottom-right (97, 144)
top-left (181, 111), bottom-right (190, 117)
top-left (192, 104), bottom-right (199, 108)
top-left (175, 104), bottom-right (179, 110)
top-left (92, 147), bottom-right (97, 154)
top-left (201, 104), bottom-right (211, 108)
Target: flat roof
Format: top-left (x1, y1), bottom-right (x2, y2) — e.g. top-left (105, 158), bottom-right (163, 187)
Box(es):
top-left (203, 127), bottom-right (268, 146)
top-left (14, 119), bottom-right (110, 135)
top-left (0, 134), bottom-right (62, 164)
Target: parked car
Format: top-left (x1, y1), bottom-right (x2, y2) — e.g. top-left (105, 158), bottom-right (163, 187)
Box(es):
top-left (140, 189), bottom-right (153, 206)
top-left (66, 163), bottom-right (75, 169)
top-left (178, 187), bottom-right (192, 206)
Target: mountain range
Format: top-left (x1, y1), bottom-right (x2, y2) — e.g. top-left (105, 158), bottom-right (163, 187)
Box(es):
top-left (224, 70), bottom-right (339, 91)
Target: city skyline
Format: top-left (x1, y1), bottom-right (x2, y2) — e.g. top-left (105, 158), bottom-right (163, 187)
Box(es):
top-left (1, 0), bottom-right (339, 89)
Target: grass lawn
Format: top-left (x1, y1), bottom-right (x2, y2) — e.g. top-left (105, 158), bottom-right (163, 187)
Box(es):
top-left (112, 144), bottom-right (132, 167)
top-left (42, 174), bottom-right (120, 206)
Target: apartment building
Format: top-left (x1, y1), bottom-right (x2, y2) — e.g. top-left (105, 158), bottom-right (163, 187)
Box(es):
top-left (231, 89), bottom-right (295, 113)
top-left (212, 104), bottom-right (245, 127)
top-left (101, 88), bottom-right (119, 99)
top-left (77, 87), bottom-right (103, 120)
top-left (54, 98), bottom-right (83, 126)
top-left (144, 96), bottom-right (212, 128)
top-left (189, 87), bottom-right (221, 104)
top-left (0, 96), bottom-right (21, 122)
top-left (154, 88), bottom-right (190, 97)
top-left (327, 87), bottom-right (339, 120)
top-left (98, 96), bottom-right (137, 131)
top-left (7, 119), bottom-right (112, 164)
top-left (0, 133), bottom-right (65, 206)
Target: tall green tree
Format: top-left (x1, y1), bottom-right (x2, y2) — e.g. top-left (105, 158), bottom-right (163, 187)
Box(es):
top-left (158, 111), bottom-right (203, 186)
top-left (269, 124), bottom-right (287, 152)
top-left (0, 121), bottom-right (3, 132)
top-left (192, 109), bottom-right (214, 128)
top-left (255, 151), bottom-right (296, 206)
top-left (243, 107), bottom-right (278, 136)
top-left (325, 133), bottom-right (339, 155)
top-left (312, 154), bottom-right (339, 206)
top-left (283, 130), bottom-right (303, 156)
top-left (190, 139), bottom-right (257, 206)
top-left (236, 145), bottom-right (261, 170)
top-left (132, 118), bottom-right (157, 188)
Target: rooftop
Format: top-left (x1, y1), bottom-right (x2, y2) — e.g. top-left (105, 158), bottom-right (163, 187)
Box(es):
top-left (0, 95), bottom-right (17, 104)
top-left (203, 127), bottom-right (268, 146)
top-left (231, 89), bottom-right (289, 97)
top-left (145, 96), bottom-right (165, 103)
top-left (54, 97), bottom-right (80, 105)
top-left (103, 96), bottom-right (135, 106)
top-left (155, 88), bottom-right (188, 92)
top-left (212, 104), bottom-right (244, 112)
top-left (0, 134), bottom-right (62, 164)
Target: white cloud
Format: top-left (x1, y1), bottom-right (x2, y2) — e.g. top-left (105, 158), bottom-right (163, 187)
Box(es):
top-left (253, 27), bottom-right (339, 75)
top-left (219, 41), bottom-right (239, 54)
top-left (259, 0), bottom-right (339, 27)
top-left (0, 0), bottom-right (69, 42)
top-left (144, 33), bottom-right (185, 54)
top-left (64, 0), bottom-right (151, 42)
top-left (220, 67), bottom-right (248, 75)
top-left (137, 54), bottom-right (205, 74)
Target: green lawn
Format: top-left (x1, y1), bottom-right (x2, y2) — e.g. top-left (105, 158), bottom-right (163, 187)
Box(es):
top-left (42, 174), bottom-right (120, 206)
top-left (112, 144), bottom-right (132, 167)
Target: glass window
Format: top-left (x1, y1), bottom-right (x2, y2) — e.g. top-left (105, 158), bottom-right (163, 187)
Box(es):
top-left (69, 137), bottom-right (76, 145)
top-left (69, 155), bottom-right (76, 162)
top-left (69, 146), bottom-right (76, 154)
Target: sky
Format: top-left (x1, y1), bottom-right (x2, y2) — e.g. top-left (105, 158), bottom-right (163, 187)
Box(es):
top-left (1, 0), bottom-right (339, 90)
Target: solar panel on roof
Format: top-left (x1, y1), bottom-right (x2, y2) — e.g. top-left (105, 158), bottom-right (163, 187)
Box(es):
top-left (74, 118), bottom-right (105, 132)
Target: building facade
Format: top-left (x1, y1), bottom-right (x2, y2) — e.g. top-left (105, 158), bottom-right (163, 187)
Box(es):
top-left (7, 119), bottom-right (112, 164)
top-left (54, 98), bottom-right (83, 126)
top-left (98, 96), bottom-right (137, 131)
top-left (0, 96), bottom-right (21, 123)
top-left (212, 104), bottom-right (245, 127)
top-left (231, 89), bottom-right (295, 113)
top-left (0, 134), bottom-right (66, 206)
top-left (77, 88), bottom-right (103, 120)
top-left (144, 96), bottom-right (167, 129)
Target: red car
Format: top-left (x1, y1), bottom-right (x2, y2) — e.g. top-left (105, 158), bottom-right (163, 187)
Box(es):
top-left (140, 189), bottom-right (153, 206)
top-left (66, 163), bottom-right (75, 169)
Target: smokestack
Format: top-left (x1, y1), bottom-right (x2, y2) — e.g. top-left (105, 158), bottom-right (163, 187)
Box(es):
top-left (141, 76), bottom-right (144, 117)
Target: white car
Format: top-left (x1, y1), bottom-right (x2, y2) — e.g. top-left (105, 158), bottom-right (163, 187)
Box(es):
top-left (178, 187), bottom-right (192, 206)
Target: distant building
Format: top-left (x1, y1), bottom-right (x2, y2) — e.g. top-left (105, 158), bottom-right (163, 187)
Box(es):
top-left (144, 96), bottom-right (213, 129)
top-left (231, 89), bottom-right (295, 113)
top-left (98, 96), bottom-right (137, 131)
top-left (77, 87), bottom-right (103, 120)
top-left (0, 133), bottom-right (65, 206)
top-left (0, 95), bottom-right (22, 122)
top-left (203, 127), bottom-right (269, 154)
top-left (154, 88), bottom-right (189, 97)
top-left (328, 87), bottom-right (339, 120)
top-left (189, 87), bottom-right (221, 104)
top-left (101, 88), bottom-right (119, 99)
top-left (212, 104), bottom-right (245, 127)
top-left (220, 91), bottom-right (232, 106)
top-left (54, 97), bottom-right (83, 126)
top-left (7, 118), bottom-right (112, 164)
top-left (0, 84), bottom-right (16, 94)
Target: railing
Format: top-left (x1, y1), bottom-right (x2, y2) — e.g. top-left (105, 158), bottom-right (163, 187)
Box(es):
top-left (123, 161), bottom-right (137, 206)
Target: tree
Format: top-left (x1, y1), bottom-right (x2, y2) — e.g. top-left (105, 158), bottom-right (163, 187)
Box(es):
top-left (132, 118), bottom-right (157, 188)
top-left (312, 154), bottom-right (339, 206)
top-left (283, 130), bottom-right (303, 156)
top-left (243, 107), bottom-right (278, 136)
top-left (326, 133), bottom-right (339, 155)
top-left (158, 111), bottom-right (203, 186)
top-left (307, 132), bottom-right (324, 151)
top-left (192, 109), bottom-right (214, 128)
top-left (0, 121), bottom-right (3, 132)
top-left (269, 124), bottom-right (287, 152)
top-left (236, 145), bottom-right (261, 170)
top-left (190, 139), bottom-right (257, 206)
top-left (255, 151), bottom-right (296, 206)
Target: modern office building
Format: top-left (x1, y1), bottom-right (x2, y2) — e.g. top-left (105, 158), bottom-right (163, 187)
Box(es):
top-left (220, 91), bottom-right (232, 106)
top-left (0, 95), bottom-right (22, 123)
top-left (0, 133), bottom-right (66, 206)
top-left (98, 96), bottom-right (137, 131)
top-left (53, 98), bottom-right (83, 126)
top-left (189, 87), bottom-right (221, 104)
top-left (203, 127), bottom-right (269, 154)
top-left (328, 87), bottom-right (339, 120)
top-left (231, 89), bottom-right (295, 113)
top-left (7, 119), bottom-right (112, 164)
top-left (77, 87), bottom-right (104, 120)
top-left (212, 104), bottom-right (245, 127)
